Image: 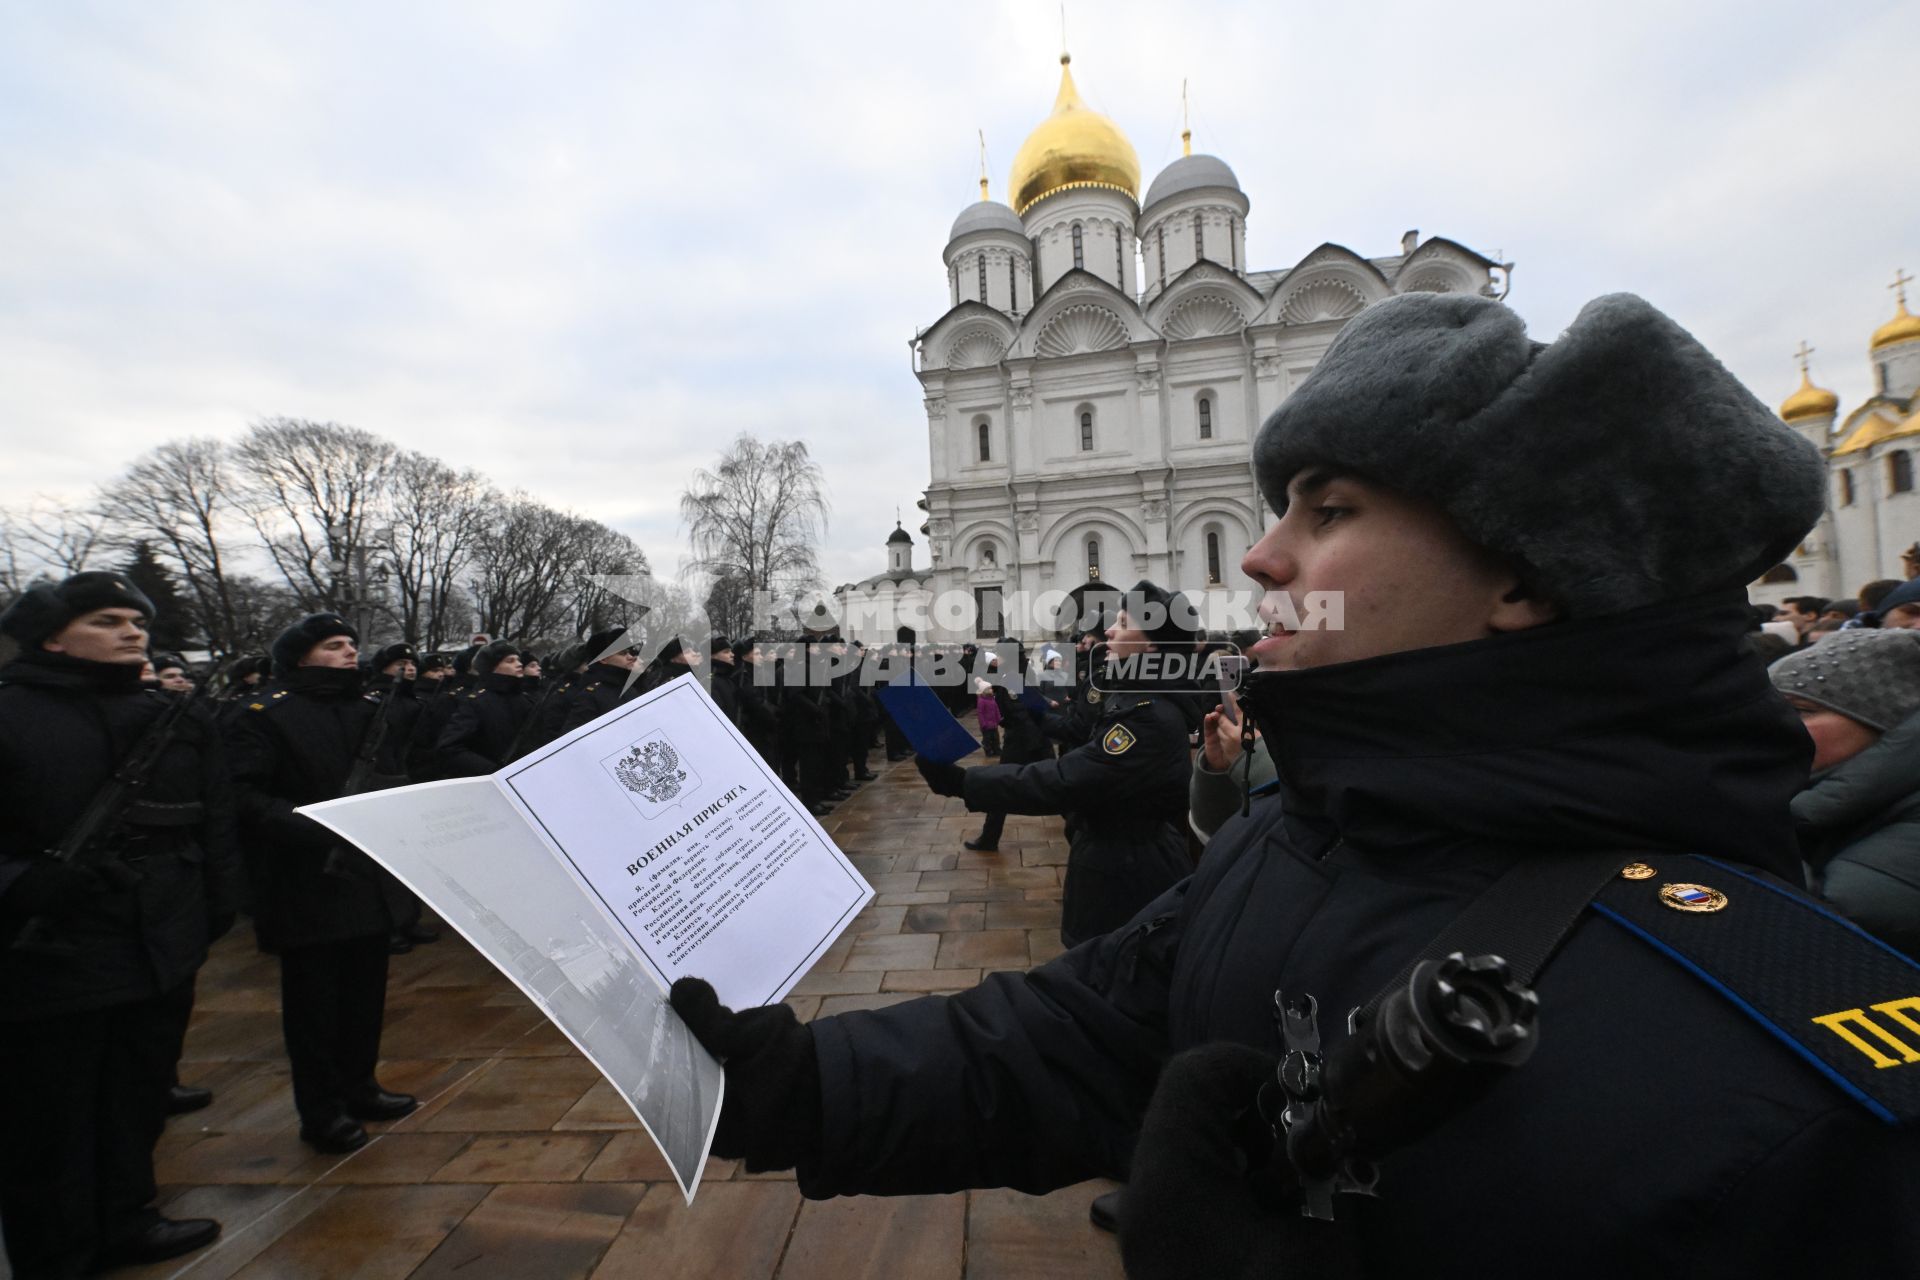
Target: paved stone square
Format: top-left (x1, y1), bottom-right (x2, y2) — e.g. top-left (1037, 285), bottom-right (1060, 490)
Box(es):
top-left (30, 749), bottom-right (1123, 1280)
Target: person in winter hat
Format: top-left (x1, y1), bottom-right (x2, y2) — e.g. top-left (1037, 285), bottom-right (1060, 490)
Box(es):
top-left (662, 292), bottom-right (1920, 1280)
top-left (1772, 629), bottom-right (1920, 952)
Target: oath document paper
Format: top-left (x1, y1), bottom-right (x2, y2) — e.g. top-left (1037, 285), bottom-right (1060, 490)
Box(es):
top-left (299, 673), bottom-right (873, 1201)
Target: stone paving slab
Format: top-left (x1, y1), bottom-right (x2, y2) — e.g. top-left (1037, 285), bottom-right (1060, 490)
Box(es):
top-left (6, 745), bottom-right (1124, 1280)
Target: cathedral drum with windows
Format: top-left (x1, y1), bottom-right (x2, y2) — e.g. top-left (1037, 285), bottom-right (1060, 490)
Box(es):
top-left (911, 53), bottom-right (1509, 640)
top-left (1755, 272), bottom-right (1920, 604)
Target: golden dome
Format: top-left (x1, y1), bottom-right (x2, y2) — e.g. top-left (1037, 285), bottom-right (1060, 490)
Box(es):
top-left (1780, 369), bottom-right (1839, 422)
top-left (1007, 55), bottom-right (1140, 216)
top-left (1872, 298), bottom-right (1920, 351)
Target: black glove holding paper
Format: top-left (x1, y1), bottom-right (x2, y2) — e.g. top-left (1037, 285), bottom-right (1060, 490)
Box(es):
top-left (669, 976), bottom-right (822, 1173)
top-left (914, 755), bottom-right (967, 798)
top-left (1119, 1042), bottom-right (1363, 1280)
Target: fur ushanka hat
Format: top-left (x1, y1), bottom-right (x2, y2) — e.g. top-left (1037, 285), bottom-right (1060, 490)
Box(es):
top-left (0, 571), bottom-right (155, 648)
top-left (1252, 292), bottom-right (1825, 618)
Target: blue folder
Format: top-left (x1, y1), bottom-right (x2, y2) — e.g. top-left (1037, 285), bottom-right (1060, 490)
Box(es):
top-left (876, 683), bottom-right (980, 765)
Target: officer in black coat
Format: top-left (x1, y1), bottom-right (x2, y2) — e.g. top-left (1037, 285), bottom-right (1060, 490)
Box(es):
top-left (707, 634), bottom-right (741, 724)
top-left (554, 630), bottom-right (648, 736)
top-left (435, 639), bottom-right (534, 775)
top-left (963, 645), bottom-right (1054, 854)
top-left (0, 573), bottom-right (237, 1275)
top-left (778, 644), bottom-right (833, 815)
top-left (365, 643), bottom-right (438, 952)
top-left (732, 637), bottom-right (780, 766)
top-left (227, 614), bottom-right (416, 1155)
top-left (664, 293), bottom-right (1920, 1277)
top-left (920, 586), bottom-right (1202, 944)
top-left (404, 646), bottom-right (475, 780)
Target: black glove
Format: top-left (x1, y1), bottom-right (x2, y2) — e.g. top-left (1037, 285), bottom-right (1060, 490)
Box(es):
top-left (669, 976), bottom-right (821, 1173)
top-left (914, 755), bottom-right (967, 798)
top-left (1120, 1043), bottom-right (1362, 1280)
top-left (0, 862), bottom-right (103, 934)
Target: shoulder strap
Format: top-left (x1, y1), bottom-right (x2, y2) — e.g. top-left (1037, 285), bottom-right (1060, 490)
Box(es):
top-left (1591, 854), bottom-right (1920, 1125)
top-left (1359, 852), bottom-right (1627, 1026)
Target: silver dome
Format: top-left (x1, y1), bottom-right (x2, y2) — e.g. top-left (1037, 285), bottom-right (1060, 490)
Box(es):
top-left (948, 200), bottom-right (1026, 242)
top-left (1142, 154), bottom-right (1241, 212)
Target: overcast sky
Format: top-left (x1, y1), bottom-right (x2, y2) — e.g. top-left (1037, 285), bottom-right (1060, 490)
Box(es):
top-left (2, 0), bottom-right (1915, 587)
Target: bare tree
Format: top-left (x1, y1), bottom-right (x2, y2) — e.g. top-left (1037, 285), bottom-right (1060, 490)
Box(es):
top-left (230, 418), bottom-right (396, 618)
top-left (568, 522), bottom-right (651, 639)
top-left (466, 497), bottom-right (583, 645)
top-left (99, 439), bottom-right (246, 655)
top-left (382, 452), bottom-right (494, 649)
top-left (680, 435), bottom-right (829, 637)
top-left (0, 498), bottom-right (109, 589)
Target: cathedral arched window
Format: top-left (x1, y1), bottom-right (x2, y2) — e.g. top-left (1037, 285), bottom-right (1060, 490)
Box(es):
top-left (977, 419), bottom-right (991, 462)
top-left (1891, 450), bottom-right (1914, 494)
top-left (1072, 223), bottom-right (1084, 271)
top-left (1840, 468), bottom-right (1855, 506)
top-left (1157, 226), bottom-right (1167, 288)
top-left (1008, 259), bottom-right (1017, 311)
top-left (977, 255), bottom-right (988, 303)
top-left (1079, 409), bottom-right (1095, 452)
top-left (1206, 530), bottom-right (1223, 585)
top-left (1115, 233), bottom-right (1125, 286)
top-left (1198, 395), bottom-right (1213, 440)
top-left (1194, 214), bottom-right (1205, 263)
top-left (981, 542), bottom-right (996, 566)
top-left (1230, 216), bottom-right (1241, 272)
top-left (1086, 537), bottom-right (1101, 581)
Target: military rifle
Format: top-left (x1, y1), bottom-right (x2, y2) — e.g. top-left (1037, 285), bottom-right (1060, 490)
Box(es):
top-left (1254, 952), bottom-right (1539, 1220)
top-left (11, 666), bottom-right (225, 953)
top-left (320, 678), bottom-right (408, 878)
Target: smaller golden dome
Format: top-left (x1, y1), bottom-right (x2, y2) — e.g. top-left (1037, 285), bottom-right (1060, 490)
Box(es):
top-left (1007, 55), bottom-right (1140, 216)
top-left (1872, 298), bottom-right (1920, 351)
top-left (1780, 369), bottom-right (1839, 422)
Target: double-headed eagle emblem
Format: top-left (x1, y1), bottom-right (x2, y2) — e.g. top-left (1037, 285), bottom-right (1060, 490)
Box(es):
top-left (614, 739), bottom-right (687, 804)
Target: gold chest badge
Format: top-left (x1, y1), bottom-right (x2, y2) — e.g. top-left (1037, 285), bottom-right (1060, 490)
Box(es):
top-left (1102, 724), bottom-right (1136, 755)
top-left (1658, 882), bottom-right (1728, 914)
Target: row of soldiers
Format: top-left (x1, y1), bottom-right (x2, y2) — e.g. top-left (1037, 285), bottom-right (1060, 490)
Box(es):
top-left (0, 567), bottom-right (1130, 1278)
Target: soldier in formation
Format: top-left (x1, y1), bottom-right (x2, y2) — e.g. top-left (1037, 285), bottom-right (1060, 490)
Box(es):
top-left (0, 573), bottom-right (239, 1275)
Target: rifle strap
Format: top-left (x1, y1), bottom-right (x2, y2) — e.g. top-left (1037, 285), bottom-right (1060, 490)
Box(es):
top-left (1358, 851), bottom-right (1629, 1027)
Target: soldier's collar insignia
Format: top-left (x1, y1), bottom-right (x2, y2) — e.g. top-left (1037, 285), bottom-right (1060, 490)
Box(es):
top-left (1659, 882), bottom-right (1727, 914)
top-left (1102, 723), bottom-right (1137, 755)
top-left (248, 701), bottom-right (265, 710)
top-left (1621, 862), bottom-right (1657, 880)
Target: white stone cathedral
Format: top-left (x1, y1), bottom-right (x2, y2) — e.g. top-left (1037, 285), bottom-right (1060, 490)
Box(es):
top-left (1757, 273), bottom-right (1920, 606)
top-left (903, 53), bottom-right (1509, 642)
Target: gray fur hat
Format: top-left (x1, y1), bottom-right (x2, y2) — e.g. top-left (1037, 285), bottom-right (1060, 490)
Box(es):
top-left (1770, 629), bottom-right (1920, 731)
top-left (1252, 292), bottom-right (1825, 617)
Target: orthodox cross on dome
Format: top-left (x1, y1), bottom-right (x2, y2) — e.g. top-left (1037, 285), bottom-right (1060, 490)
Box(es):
top-left (978, 129), bottom-right (989, 201)
top-left (1893, 268), bottom-right (1915, 309)
top-left (1794, 339), bottom-right (1815, 373)
top-left (1181, 78), bottom-right (1191, 156)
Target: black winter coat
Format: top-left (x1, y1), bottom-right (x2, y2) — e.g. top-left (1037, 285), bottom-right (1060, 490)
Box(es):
top-left (707, 659), bottom-right (741, 724)
top-left (1793, 708), bottom-right (1920, 955)
top-left (435, 672), bottom-right (533, 775)
top-left (734, 663), bottom-right (779, 759)
top-left (963, 688), bottom-right (1200, 944)
top-left (991, 686), bottom-right (1048, 765)
top-left (366, 673), bottom-right (422, 778)
top-left (0, 654), bottom-right (240, 1020)
top-left (556, 662), bottom-right (644, 737)
top-left (226, 666), bottom-right (392, 949)
top-left (796, 597), bottom-right (1920, 1276)
top-left (406, 676), bottom-right (471, 780)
